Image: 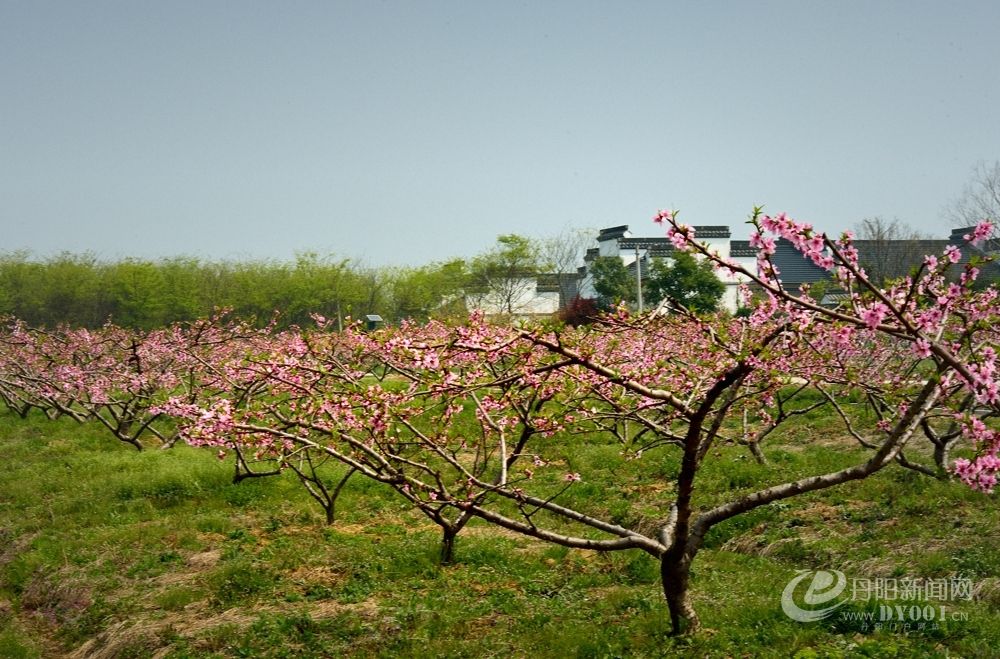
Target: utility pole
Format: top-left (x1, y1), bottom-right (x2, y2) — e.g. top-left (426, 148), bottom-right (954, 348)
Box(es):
top-left (635, 246), bottom-right (644, 314)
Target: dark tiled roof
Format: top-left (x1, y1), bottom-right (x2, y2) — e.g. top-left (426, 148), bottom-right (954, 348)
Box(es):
top-left (692, 225), bottom-right (731, 238)
top-left (619, 236), bottom-right (673, 250)
top-left (592, 225), bottom-right (998, 288)
top-left (536, 272), bottom-right (580, 293)
top-left (598, 225), bottom-right (630, 241)
top-left (852, 240), bottom-right (974, 274)
top-left (852, 239), bottom-right (950, 254)
top-left (769, 237), bottom-right (988, 287)
top-left (598, 224), bottom-right (731, 244)
top-left (949, 228), bottom-right (1000, 255)
top-left (730, 240), bottom-right (756, 257)
top-left (769, 240), bottom-right (831, 287)
top-left (646, 248), bottom-right (676, 259)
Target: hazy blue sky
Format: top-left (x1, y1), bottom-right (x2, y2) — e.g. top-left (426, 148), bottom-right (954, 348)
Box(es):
top-left (3, 1), bottom-right (998, 266)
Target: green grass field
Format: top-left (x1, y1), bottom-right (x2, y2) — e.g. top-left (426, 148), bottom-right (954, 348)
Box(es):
top-left (1, 410), bottom-right (998, 658)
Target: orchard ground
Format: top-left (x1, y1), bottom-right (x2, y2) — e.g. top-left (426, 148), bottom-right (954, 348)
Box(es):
top-left (0, 408), bottom-right (998, 658)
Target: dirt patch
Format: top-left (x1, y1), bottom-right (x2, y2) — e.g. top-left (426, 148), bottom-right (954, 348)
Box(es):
top-left (311, 598), bottom-right (379, 619)
top-left (287, 565), bottom-right (346, 587)
top-left (797, 502), bottom-right (843, 522)
top-left (186, 549), bottom-right (221, 569)
top-left (461, 524), bottom-right (528, 541)
top-left (145, 549), bottom-right (222, 590)
top-left (329, 523), bottom-right (368, 535)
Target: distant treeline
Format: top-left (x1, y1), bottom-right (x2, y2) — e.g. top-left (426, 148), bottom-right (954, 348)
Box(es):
top-left (0, 251), bottom-right (469, 329)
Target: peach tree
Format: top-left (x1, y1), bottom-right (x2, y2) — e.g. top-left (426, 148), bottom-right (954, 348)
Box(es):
top-left (163, 212), bottom-right (999, 635)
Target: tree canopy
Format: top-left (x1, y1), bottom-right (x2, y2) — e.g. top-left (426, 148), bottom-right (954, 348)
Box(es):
top-left (645, 252), bottom-right (725, 313)
top-left (590, 256), bottom-right (634, 307)
top-left (466, 234), bottom-right (546, 315)
top-left (590, 252), bottom-right (724, 313)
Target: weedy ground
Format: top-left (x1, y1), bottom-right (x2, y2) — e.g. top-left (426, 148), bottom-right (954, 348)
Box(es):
top-left (0, 408), bottom-right (998, 658)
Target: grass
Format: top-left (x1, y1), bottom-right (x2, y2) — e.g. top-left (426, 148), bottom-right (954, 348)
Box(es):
top-left (1, 409), bottom-right (998, 657)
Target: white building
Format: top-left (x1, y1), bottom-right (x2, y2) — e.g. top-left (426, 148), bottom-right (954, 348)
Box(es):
top-left (468, 223), bottom-right (761, 319)
top-left (578, 225), bottom-right (756, 314)
top-left (465, 273), bottom-right (568, 319)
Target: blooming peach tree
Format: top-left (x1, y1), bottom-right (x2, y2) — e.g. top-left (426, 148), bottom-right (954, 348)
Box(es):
top-left (153, 211), bottom-right (1000, 634)
top-left (0, 313), bottom-right (269, 450)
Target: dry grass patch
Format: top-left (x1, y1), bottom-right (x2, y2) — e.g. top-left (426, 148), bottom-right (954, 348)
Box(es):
top-left (66, 597), bottom-right (381, 659)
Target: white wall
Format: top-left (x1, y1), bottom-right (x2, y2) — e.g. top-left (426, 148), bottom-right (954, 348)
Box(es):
top-left (466, 278), bottom-right (560, 317)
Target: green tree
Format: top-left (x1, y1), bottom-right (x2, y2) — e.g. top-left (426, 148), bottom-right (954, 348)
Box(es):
top-left (590, 256), bottom-right (634, 307)
top-left (33, 253), bottom-right (105, 326)
top-left (224, 260), bottom-right (287, 324)
top-left (0, 252), bottom-right (45, 324)
top-left (284, 252), bottom-right (354, 327)
top-left (108, 260), bottom-right (169, 329)
top-left (645, 252), bottom-right (724, 313)
top-left (388, 259), bottom-right (468, 322)
top-left (158, 257), bottom-right (207, 323)
top-left (467, 235), bottom-right (545, 315)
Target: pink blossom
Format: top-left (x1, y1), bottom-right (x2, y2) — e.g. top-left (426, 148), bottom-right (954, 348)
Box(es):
top-left (666, 224), bottom-right (695, 250)
top-left (952, 455), bottom-right (1000, 493)
top-left (749, 232), bottom-right (776, 255)
top-left (963, 221), bottom-right (994, 246)
top-left (652, 209), bottom-right (674, 225)
top-left (860, 303), bottom-right (888, 329)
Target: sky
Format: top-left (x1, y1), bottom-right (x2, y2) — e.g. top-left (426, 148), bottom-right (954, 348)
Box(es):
top-left (2, 1), bottom-right (999, 267)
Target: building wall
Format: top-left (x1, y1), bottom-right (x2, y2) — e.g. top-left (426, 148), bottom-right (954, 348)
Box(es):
top-left (583, 226), bottom-right (754, 314)
top-left (469, 225), bottom-right (763, 319)
top-left (466, 278), bottom-right (561, 318)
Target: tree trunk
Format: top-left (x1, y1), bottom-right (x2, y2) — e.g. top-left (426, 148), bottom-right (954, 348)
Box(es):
top-left (437, 509), bottom-right (473, 566)
top-left (439, 526), bottom-right (457, 565)
top-left (660, 553), bottom-right (699, 635)
top-left (933, 441), bottom-right (951, 474)
top-left (749, 440), bottom-right (767, 465)
top-left (325, 466), bottom-right (356, 525)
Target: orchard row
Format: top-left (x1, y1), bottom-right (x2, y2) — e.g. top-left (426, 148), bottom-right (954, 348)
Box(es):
top-left (2, 211), bottom-right (997, 634)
